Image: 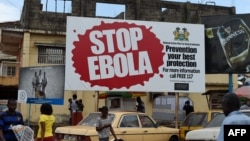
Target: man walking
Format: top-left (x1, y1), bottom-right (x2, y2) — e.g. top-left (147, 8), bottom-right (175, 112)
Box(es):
top-left (0, 99), bottom-right (24, 141)
top-left (96, 106), bottom-right (117, 141)
top-left (217, 93), bottom-right (250, 141)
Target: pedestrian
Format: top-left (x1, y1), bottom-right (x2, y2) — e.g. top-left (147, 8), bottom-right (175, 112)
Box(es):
top-left (71, 94), bottom-right (83, 125)
top-left (217, 93), bottom-right (250, 141)
top-left (96, 106), bottom-right (117, 141)
top-left (77, 99), bottom-right (84, 112)
top-left (136, 97), bottom-right (145, 113)
top-left (36, 103), bottom-right (55, 141)
top-left (68, 98), bottom-right (72, 125)
top-left (0, 99), bottom-right (24, 141)
top-left (183, 100), bottom-right (194, 116)
top-left (76, 99), bottom-right (84, 121)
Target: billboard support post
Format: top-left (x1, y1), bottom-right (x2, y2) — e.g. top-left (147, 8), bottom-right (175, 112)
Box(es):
top-left (175, 93), bottom-right (179, 128)
top-left (28, 103), bottom-right (31, 126)
top-left (229, 73), bottom-right (233, 93)
top-left (95, 91), bottom-right (99, 111)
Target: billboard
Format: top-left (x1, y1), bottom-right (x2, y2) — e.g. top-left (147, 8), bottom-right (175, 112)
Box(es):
top-left (65, 17), bottom-right (205, 93)
top-left (18, 65), bottom-right (65, 105)
top-left (202, 14), bottom-right (250, 74)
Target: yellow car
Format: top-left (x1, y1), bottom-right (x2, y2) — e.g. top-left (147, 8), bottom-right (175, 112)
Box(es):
top-left (55, 111), bottom-right (179, 141)
top-left (179, 110), bottom-right (221, 141)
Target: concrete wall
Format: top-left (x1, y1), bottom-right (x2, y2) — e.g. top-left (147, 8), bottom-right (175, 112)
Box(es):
top-left (20, 0), bottom-right (235, 31)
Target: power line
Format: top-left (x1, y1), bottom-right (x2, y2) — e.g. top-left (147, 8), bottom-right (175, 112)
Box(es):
top-left (5, 0), bottom-right (19, 9)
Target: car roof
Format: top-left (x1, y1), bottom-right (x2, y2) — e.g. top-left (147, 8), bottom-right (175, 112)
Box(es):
top-left (93, 111), bottom-right (146, 115)
top-left (109, 111), bottom-right (140, 113)
top-left (240, 109), bottom-right (250, 112)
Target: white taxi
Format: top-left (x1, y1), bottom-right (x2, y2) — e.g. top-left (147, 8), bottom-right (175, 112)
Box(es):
top-left (185, 110), bottom-right (250, 141)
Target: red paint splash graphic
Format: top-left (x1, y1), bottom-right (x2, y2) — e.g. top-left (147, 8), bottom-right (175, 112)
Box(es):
top-left (72, 21), bottom-right (164, 90)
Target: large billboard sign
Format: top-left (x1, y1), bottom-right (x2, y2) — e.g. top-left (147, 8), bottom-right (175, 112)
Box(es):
top-left (65, 17), bottom-right (205, 93)
top-left (18, 65), bottom-right (65, 105)
top-left (202, 14), bottom-right (250, 74)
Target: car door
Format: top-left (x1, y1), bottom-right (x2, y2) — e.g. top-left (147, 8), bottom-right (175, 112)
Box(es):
top-left (179, 112), bottom-right (208, 141)
top-left (117, 115), bottom-right (143, 141)
top-left (138, 115), bottom-right (163, 141)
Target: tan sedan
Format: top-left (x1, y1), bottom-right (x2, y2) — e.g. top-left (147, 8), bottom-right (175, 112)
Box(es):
top-left (54, 111), bottom-right (179, 141)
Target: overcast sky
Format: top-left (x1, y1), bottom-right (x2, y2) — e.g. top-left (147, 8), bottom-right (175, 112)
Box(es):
top-left (0, 0), bottom-right (250, 23)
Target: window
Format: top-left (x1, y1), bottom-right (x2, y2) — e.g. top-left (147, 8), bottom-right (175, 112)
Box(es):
top-left (41, 0), bottom-right (72, 13)
top-left (209, 93), bottom-right (224, 110)
top-left (96, 3), bottom-right (125, 18)
top-left (139, 115), bottom-right (155, 128)
top-left (78, 113), bottom-right (115, 126)
top-left (6, 66), bottom-right (16, 76)
top-left (0, 61), bottom-right (18, 76)
top-left (38, 47), bottom-right (65, 64)
top-left (120, 115), bottom-right (139, 127)
top-left (110, 98), bottom-right (121, 109)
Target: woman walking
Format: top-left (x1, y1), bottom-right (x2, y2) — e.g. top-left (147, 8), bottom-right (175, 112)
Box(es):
top-left (36, 103), bottom-right (55, 141)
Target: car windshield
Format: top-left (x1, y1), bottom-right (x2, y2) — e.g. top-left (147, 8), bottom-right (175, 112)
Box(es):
top-left (242, 111), bottom-right (250, 116)
top-left (77, 113), bottom-right (115, 126)
top-left (182, 113), bottom-right (208, 126)
top-left (205, 113), bottom-right (225, 128)
top-left (205, 111), bottom-right (250, 128)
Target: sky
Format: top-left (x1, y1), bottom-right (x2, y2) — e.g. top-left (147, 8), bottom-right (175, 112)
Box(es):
top-left (0, 0), bottom-right (250, 23)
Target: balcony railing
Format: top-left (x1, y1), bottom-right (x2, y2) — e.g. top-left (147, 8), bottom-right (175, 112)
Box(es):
top-left (0, 61), bottom-right (20, 77)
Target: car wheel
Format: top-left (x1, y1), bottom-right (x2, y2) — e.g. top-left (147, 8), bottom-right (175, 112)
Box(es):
top-left (169, 136), bottom-right (179, 141)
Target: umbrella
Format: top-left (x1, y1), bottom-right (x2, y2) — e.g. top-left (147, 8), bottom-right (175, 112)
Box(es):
top-left (233, 86), bottom-right (250, 101)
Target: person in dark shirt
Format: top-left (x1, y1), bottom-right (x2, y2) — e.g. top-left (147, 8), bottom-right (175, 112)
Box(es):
top-left (0, 99), bottom-right (24, 141)
top-left (183, 100), bottom-right (194, 116)
top-left (77, 99), bottom-right (84, 112)
top-left (68, 98), bottom-right (72, 125)
top-left (136, 97), bottom-right (145, 113)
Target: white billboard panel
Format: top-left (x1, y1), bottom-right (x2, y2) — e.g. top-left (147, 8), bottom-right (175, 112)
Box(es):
top-left (65, 17), bottom-right (205, 93)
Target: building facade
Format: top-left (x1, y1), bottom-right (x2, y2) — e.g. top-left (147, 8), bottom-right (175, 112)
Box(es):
top-left (0, 0), bottom-right (237, 124)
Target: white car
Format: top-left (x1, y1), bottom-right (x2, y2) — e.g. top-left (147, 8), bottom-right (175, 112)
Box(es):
top-left (185, 110), bottom-right (250, 141)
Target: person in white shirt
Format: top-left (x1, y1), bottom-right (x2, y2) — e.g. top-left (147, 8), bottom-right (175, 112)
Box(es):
top-left (71, 94), bottom-right (83, 125)
top-left (96, 106), bottom-right (117, 141)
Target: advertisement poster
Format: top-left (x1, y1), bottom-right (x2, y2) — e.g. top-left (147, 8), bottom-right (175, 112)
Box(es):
top-left (202, 14), bottom-right (250, 74)
top-left (65, 17), bottom-right (205, 93)
top-left (18, 65), bottom-right (65, 105)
